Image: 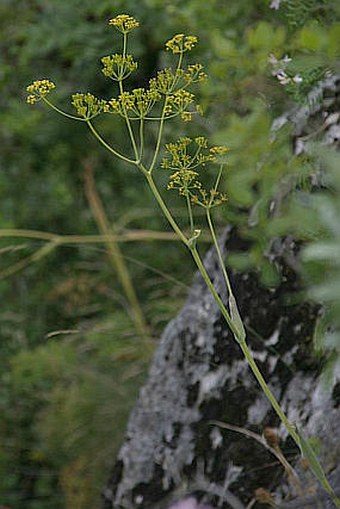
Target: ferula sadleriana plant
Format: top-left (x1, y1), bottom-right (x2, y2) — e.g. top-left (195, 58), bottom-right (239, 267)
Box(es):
top-left (26, 14), bottom-right (340, 507)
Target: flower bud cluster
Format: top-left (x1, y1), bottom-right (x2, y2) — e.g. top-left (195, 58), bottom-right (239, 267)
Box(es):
top-left (162, 137), bottom-right (228, 170)
top-left (209, 146), bottom-right (230, 156)
top-left (162, 137), bottom-right (228, 206)
top-left (149, 68), bottom-right (179, 95)
top-left (164, 90), bottom-right (195, 120)
top-left (71, 93), bottom-right (109, 119)
top-left (101, 54), bottom-right (138, 81)
top-left (26, 79), bottom-right (56, 104)
top-left (149, 65), bottom-right (206, 98)
top-left (147, 65), bottom-right (206, 121)
top-left (168, 168), bottom-right (202, 196)
top-left (162, 137), bottom-right (211, 170)
top-left (108, 14), bottom-right (139, 33)
top-left (107, 87), bottom-right (162, 118)
top-left (191, 188), bottom-right (227, 208)
top-left (165, 34), bottom-right (198, 54)
top-left (26, 16), bottom-right (206, 132)
top-left (184, 64), bottom-right (207, 85)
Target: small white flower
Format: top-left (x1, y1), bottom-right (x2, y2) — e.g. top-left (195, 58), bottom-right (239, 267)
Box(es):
top-left (270, 0), bottom-right (287, 8)
top-left (282, 54), bottom-right (292, 64)
top-left (276, 70), bottom-right (291, 85)
top-left (270, 0), bottom-right (281, 9)
top-left (293, 74), bottom-right (303, 83)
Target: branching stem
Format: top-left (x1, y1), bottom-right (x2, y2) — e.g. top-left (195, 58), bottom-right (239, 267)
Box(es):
top-left (86, 120), bottom-right (136, 165)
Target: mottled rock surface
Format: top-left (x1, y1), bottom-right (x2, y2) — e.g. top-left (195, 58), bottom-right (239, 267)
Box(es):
top-left (103, 227), bottom-right (339, 509)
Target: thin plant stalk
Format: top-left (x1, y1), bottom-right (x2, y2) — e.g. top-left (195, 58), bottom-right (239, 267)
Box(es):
top-left (149, 51), bottom-right (183, 174)
top-left (149, 97), bottom-right (168, 174)
top-left (83, 159), bottom-right (149, 340)
top-left (206, 207), bottom-right (233, 298)
top-left (210, 420), bottom-right (302, 494)
top-left (87, 120), bottom-right (136, 165)
top-left (118, 33), bottom-right (139, 161)
top-left (186, 192), bottom-right (194, 234)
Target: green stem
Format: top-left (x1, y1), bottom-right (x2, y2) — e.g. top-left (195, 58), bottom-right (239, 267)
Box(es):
top-left (203, 212), bottom-right (301, 445)
top-left (132, 112), bottom-right (180, 121)
top-left (170, 52), bottom-right (184, 92)
top-left (143, 174), bottom-right (237, 334)
top-left (148, 98), bottom-right (167, 174)
top-left (186, 192), bottom-right (194, 234)
top-left (119, 80), bottom-right (139, 161)
top-left (323, 483), bottom-right (340, 507)
top-left (148, 51), bottom-right (184, 175)
top-left (86, 120), bottom-right (136, 165)
top-left (122, 32), bottom-right (127, 63)
top-left (210, 164), bottom-right (224, 199)
top-left (144, 172), bottom-right (189, 246)
top-left (42, 97), bottom-right (87, 121)
top-left (139, 117), bottom-right (145, 161)
top-left (190, 246), bottom-right (239, 337)
top-left (119, 33), bottom-right (139, 161)
top-left (238, 339), bottom-right (300, 445)
top-left (206, 207), bottom-right (233, 298)
top-left (191, 243), bottom-right (303, 451)
top-left (144, 177), bottom-right (299, 445)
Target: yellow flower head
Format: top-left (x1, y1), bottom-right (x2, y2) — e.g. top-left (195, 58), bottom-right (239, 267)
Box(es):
top-left (109, 14), bottom-right (140, 33)
top-left (165, 34), bottom-right (198, 54)
top-left (162, 137), bottom-right (227, 208)
top-left (71, 93), bottom-right (109, 119)
top-left (209, 146), bottom-right (230, 155)
top-left (27, 95), bottom-right (38, 104)
top-left (101, 54), bottom-right (138, 81)
top-left (26, 79), bottom-right (56, 104)
top-left (181, 111), bottom-right (193, 122)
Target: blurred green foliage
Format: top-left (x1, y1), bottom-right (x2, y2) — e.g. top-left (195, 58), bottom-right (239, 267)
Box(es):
top-left (0, 0), bottom-right (339, 507)
top-left (260, 145), bottom-right (340, 370)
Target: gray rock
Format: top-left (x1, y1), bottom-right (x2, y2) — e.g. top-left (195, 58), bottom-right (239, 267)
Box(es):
top-left (103, 227), bottom-right (339, 509)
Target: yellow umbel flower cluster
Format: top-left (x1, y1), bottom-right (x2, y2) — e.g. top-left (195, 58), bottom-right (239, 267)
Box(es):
top-left (162, 137), bottom-right (228, 207)
top-left (209, 146), bottom-right (230, 155)
top-left (184, 64), bottom-right (207, 84)
top-left (162, 137), bottom-right (215, 171)
top-left (164, 90), bottom-right (195, 120)
top-left (26, 79), bottom-right (56, 104)
top-left (107, 88), bottom-right (161, 118)
top-left (149, 65), bottom-right (206, 97)
top-left (101, 54), bottom-right (138, 81)
top-left (149, 68), bottom-right (179, 95)
top-left (165, 34), bottom-right (198, 54)
top-left (168, 169), bottom-right (202, 196)
top-left (109, 14), bottom-right (139, 33)
top-left (71, 93), bottom-right (109, 119)
top-left (191, 188), bottom-right (227, 208)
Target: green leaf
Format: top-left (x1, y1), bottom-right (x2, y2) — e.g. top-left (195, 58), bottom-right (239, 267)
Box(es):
top-left (229, 294), bottom-right (246, 342)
